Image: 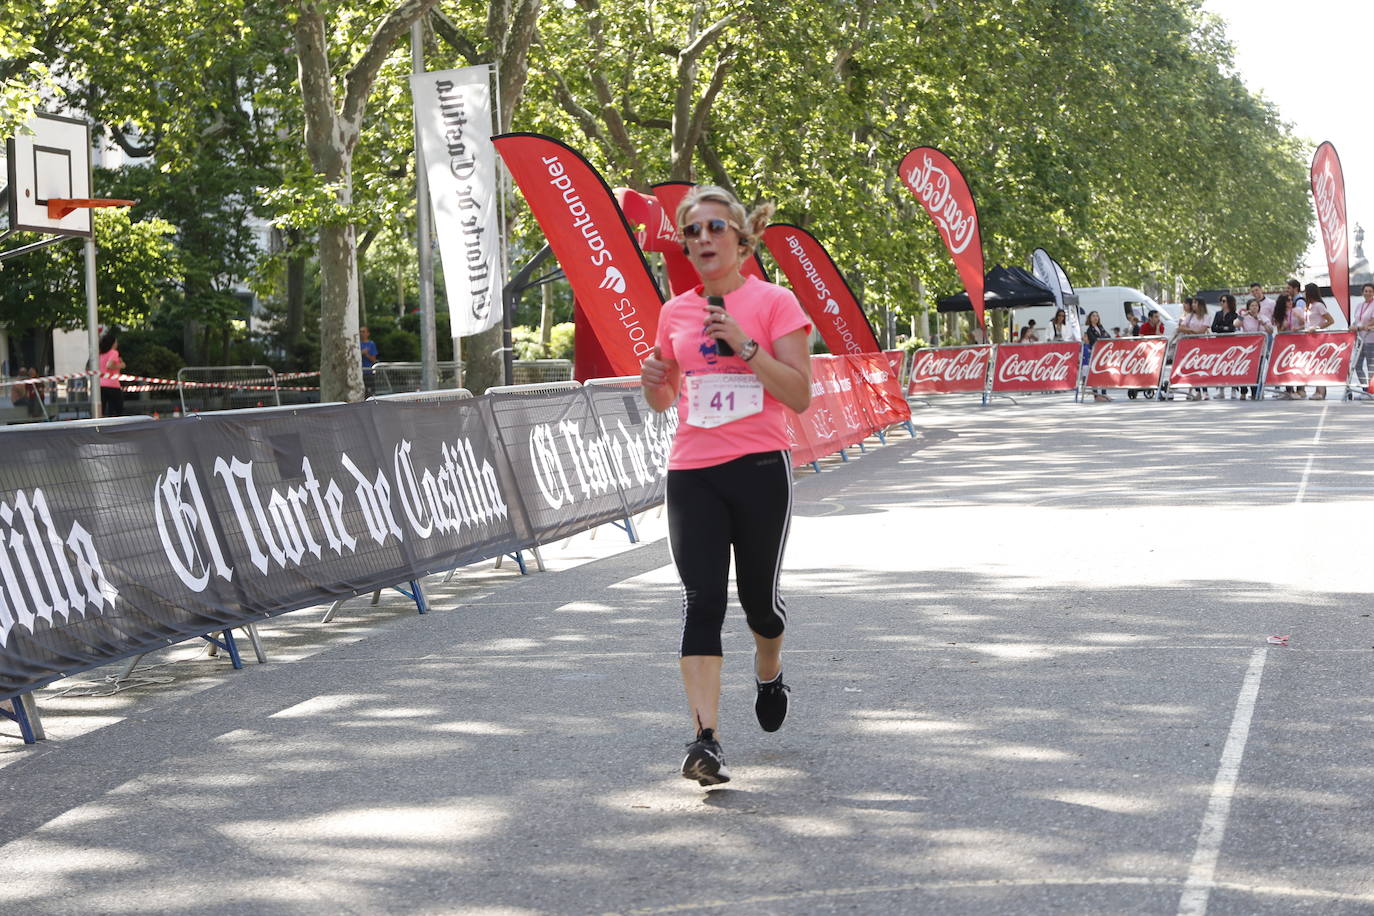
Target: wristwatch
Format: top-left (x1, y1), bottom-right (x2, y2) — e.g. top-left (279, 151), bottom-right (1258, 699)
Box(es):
top-left (738, 338), bottom-right (759, 362)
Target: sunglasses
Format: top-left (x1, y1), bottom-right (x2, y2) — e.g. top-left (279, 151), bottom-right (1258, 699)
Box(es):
top-left (681, 217), bottom-right (739, 239)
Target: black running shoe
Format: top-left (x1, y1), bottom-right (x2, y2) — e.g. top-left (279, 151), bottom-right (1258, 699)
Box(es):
top-left (755, 670), bottom-right (790, 732)
top-left (681, 728), bottom-right (731, 786)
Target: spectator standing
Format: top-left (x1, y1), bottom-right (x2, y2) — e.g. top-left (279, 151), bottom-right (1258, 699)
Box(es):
top-left (1048, 309), bottom-right (1067, 341)
top-left (1211, 295), bottom-right (1240, 398)
top-left (1250, 283), bottom-right (1275, 323)
top-left (1351, 283), bottom-right (1374, 397)
top-left (1271, 295), bottom-right (1300, 399)
top-left (1125, 312), bottom-right (1142, 337)
top-left (1177, 299), bottom-right (1211, 399)
top-left (1140, 310), bottom-right (1167, 336)
top-left (359, 326), bottom-right (379, 396)
top-left (1083, 311), bottom-right (1113, 401)
top-left (98, 328), bottom-right (125, 417)
top-left (1238, 300), bottom-right (1273, 399)
top-left (1301, 283), bottom-right (1335, 399)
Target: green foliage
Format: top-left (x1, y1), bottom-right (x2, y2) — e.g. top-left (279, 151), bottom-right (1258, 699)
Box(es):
top-left (546, 322), bottom-right (575, 361)
top-left (0, 208), bottom-right (182, 333)
top-left (8, 0), bottom-right (1315, 378)
top-left (118, 331), bottom-right (185, 380)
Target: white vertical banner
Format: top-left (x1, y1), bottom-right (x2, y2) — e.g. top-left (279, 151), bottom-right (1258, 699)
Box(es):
top-left (409, 65), bottom-right (503, 337)
top-left (1031, 247), bottom-right (1080, 342)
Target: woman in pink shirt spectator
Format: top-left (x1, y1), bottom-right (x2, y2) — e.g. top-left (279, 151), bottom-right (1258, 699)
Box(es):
top-left (1302, 283), bottom-right (1335, 399)
top-left (1237, 300), bottom-right (1272, 399)
top-left (97, 327), bottom-right (125, 417)
top-left (1351, 283), bottom-right (1374, 396)
top-left (1177, 299), bottom-right (1211, 399)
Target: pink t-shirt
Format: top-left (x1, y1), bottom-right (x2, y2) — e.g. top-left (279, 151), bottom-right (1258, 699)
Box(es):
top-left (98, 348), bottom-right (122, 389)
top-left (1181, 313), bottom-right (1209, 333)
top-left (1304, 300), bottom-right (1330, 330)
top-left (1238, 313), bottom-right (1270, 333)
top-left (655, 275), bottom-right (811, 470)
top-left (1354, 298), bottom-right (1374, 342)
top-left (1286, 304), bottom-right (1307, 331)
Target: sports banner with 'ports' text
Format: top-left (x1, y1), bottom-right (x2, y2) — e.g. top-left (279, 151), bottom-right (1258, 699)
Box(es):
top-left (494, 133), bottom-right (662, 376)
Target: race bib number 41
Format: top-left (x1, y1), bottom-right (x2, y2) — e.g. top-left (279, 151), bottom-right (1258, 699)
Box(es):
top-left (686, 373), bottom-right (764, 429)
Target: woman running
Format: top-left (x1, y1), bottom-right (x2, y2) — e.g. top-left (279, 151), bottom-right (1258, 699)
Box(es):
top-left (639, 186), bottom-right (812, 786)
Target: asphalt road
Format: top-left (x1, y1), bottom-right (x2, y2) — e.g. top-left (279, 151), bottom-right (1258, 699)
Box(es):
top-left (2, 395), bottom-right (1372, 915)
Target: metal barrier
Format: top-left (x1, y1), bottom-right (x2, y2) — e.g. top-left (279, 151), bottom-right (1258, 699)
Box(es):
top-left (512, 359), bottom-right (574, 385)
top-left (486, 379), bottom-right (582, 396)
top-left (178, 365), bottom-right (280, 414)
top-left (373, 388), bottom-right (474, 404)
top-left (371, 361), bottom-right (464, 395)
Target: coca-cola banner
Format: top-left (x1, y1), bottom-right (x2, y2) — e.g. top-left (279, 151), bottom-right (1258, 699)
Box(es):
top-left (991, 342), bottom-right (1080, 393)
top-left (900, 147), bottom-right (986, 329)
top-left (1263, 332), bottom-right (1356, 387)
top-left (1085, 337), bottom-right (1168, 390)
top-left (1310, 142), bottom-right (1349, 322)
top-left (1169, 334), bottom-right (1266, 388)
top-left (907, 345), bottom-right (992, 395)
top-left (493, 133), bottom-right (662, 376)
top-left (762, 224), bottom-right (881, 355)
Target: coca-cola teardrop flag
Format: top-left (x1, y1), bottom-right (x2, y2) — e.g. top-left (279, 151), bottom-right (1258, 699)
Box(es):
top-left (900, 147), bottom-right (986, 329)
top-left (763, 224), bottom-right (880, 355)
top-left (1311, 142), bottom-right (1349, 322)
top-left (494, 133), bottom-right (662, 376)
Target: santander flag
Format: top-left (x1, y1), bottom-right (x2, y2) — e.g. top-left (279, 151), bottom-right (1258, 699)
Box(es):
top-left (899, 147), bottom-right (986, 329)
top-left (763, 224), bottom-right (880, 354)
top-left (1311, 142), bottom-right (1349, 322)
top-left (494, 134), bottom-right (662, 376)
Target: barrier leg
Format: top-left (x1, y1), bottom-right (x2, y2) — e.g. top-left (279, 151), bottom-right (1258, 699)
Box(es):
top-left (811, 460), bottom-right (821, 473)
top-left (610, 516), bottom-right (639, 544)
top-left (371, 589), bottom-right (382, 606)
top-left (321, 599), bottom-right (345, 624)
top-left (393, 580), bottom-right (428, 615)
top-left (904, 419), bottom-right (916, 437)
top-left (837, 448), bottom-right (849, 462)
top-left (531, 546), bottom-right (546, 572)
top-left (201, 630), bottom-right (244, 670)
top-left (2, 695), bottom-right (40, 744)
top-left (244, 624), bottom-right (267, 664)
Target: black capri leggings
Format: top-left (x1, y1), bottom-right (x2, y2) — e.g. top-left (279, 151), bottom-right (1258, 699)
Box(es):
top-left (667, 450), bottom-right (794, 657)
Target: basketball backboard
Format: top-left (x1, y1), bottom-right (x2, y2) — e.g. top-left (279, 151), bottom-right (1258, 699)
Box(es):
top-left (4, 112), bottom-right (93, 238)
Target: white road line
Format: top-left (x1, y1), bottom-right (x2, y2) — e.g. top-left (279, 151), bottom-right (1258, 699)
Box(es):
top-left (1294, 403), bottom-right (1330, 503)
top-left (1177, 647), bottom-right (1268, 916)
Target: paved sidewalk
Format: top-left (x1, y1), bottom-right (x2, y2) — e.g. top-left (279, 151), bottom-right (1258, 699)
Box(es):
top-left (2, 399), bottom-right (1373, 915)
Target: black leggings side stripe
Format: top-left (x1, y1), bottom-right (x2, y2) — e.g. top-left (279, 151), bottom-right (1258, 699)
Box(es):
top-left (667, 450), bottom-right (794, 657)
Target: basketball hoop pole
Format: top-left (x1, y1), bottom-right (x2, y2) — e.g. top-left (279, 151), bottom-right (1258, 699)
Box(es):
top-left (47, 197), bottom-right (137, 420)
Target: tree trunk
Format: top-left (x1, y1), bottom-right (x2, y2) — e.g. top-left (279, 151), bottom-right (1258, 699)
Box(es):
top-left (319, 220), bottom-right (364, 402)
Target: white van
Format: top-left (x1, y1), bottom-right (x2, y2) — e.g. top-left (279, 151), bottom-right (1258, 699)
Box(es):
top-left (1012, 286), bottom-right (1176, 340)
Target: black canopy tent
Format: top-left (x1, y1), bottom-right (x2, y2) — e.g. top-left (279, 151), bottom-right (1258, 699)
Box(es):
top-left (936, 265), bottom-right (1058, 313)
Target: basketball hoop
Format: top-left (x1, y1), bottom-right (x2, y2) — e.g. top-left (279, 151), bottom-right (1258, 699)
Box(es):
top-left (46, 198), bottom-right (135, 220)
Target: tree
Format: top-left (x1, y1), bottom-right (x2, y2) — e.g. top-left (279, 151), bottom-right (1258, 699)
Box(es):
top-left (290, 0), bottom-right (443, 402)
top-left (0, 208), bottom-right (182, 358)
